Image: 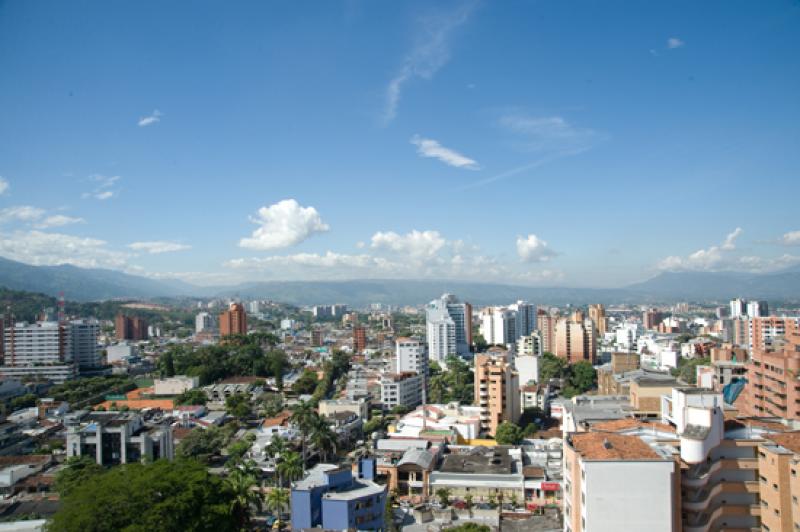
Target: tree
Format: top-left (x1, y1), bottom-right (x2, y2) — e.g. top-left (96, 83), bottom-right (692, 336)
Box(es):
top-left (225, 393), bottom-right (252, 420)
top-left (226, 439), bottom-right (252, 465)
top-left (568, 360), bottom-right (596, 393)
top-left (292, 370), bottom-right (319, 394)
top-left (48, 460), bottom-right (236, 532)
top-left (10, 393), bottom-right (37, 411)
top-left (672, 356), bottom-right (710, 384)
top-left (523, 422), bottom-right (540, 437)
top-left (310, 416), bottom-right (338, 462)
top-left (444, 524), bottom-right (490, 532)
top-left (494, 421), bottom-right (523, 445)
top-left (436, 488), bottom-right (451, 507)
top-left (276, 451), bottom-right (303, 487)
top-left (539, 352), bottom-right (567, 383)
top-left (290, 401), bottom-right (317, 467)
top-left (259, 393), bottom-right (284, 417)
top-left (54, 456), bottom-right (103, 497)
top-left (176, 427), bottom-right (227, 463)
top-left (265, 488), bottom-right (289, 517)
top-left (226, 469), bottom-right (262, 529)
top-left (160, 350), bottom-right (176, 377)
top-left (174, 389), bottom-right (208, 406)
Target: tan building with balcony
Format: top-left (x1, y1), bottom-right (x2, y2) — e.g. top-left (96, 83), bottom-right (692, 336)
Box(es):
top-left (474, 354), bottom-right (520, 436)
top-left (743, 323), bottom-right (800, 420)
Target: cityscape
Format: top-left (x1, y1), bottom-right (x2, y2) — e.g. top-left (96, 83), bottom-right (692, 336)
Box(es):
top-left (1, 1), bottom-right (799, 532)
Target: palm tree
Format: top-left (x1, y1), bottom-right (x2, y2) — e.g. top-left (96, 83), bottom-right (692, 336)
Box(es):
top-left (309, 415), bottom-right (338, 462)
top-left (276, 450), bottom-right (303, 487)
top-left (265, 487), bottom-right (289, 519)
top-left (226, 469), bottom-right (263, 529)
top-left (290, 401), bottom-right (317, 468)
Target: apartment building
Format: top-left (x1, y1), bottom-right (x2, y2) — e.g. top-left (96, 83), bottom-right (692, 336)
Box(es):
top-left (537, 309), bottom-right (557, 354)
top-left (744, 322), bottom-right (800, 420)
top-left (425, 294), bottom-right (472, 364)
top-left (474, 353), bottom-right (520, 436)
top-left (758, 432), bottom-right (800, 532)
top-left (219, 303), bottom-right (247, 337)
top-left (380, 372), bottom-right (423, 410)
top-left (479, 306), bottom-right (517, 346)
top-left (395, 337), bottom-right (427, 374)
top-left (115, 314), bottom-right (148, 341)
top-left (750, 316), bottom-right (799, 352)
top-left (588, 304), bottom-right (607, 336)
top-left (554, 318), bottom-right (597, 364)
top-left (353, 326), bottom-right (367, 354)
top-left (0, 321), bottom-right (78, 383)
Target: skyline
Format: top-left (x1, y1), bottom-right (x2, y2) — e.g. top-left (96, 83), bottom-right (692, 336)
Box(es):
top-left (1, 1), bottom-right (799, 288)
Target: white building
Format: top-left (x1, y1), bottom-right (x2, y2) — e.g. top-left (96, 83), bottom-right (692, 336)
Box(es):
top-left (395, 337), bottom-right (427, 374)
top-left (106, 342), bottom-right (137, 363)
top-left (425, 294), bottom-right (471, 364)
top-left (746, 300), bottom-right (768, 318)
top-left (516, 332), bottom-right (542, 357)
top-left (730, 298), bottom-right (747, 319)
top-left (153, 376), bottom-right (199, 396)
top-left (0, 321), bottom-right (79, 383)
top-left (614, 322), bottom-right (641, 352)
top-left (70, 319), bottom-right (102, 369)
top-left (380, 373), bottom-right (423, 410)
top-left (479, 306), bottom-right (517, 346)
top-left (392, 403), bottom-right (483, 441)
top-left (195, 312), bottom-right (215, 334)
top-left (514, 353), bottom-right (540, 386)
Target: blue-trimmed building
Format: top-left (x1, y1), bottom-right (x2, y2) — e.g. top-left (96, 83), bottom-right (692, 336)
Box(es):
top-left (291, 459), bottom-right (386, 531)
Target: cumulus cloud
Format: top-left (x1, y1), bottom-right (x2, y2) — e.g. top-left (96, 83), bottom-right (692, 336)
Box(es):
top-left (383, 1), bottom-right (477, 122)
top-left (667, 37), bottom-right (684, 49)
top-left (0, 206), bottom-right (46, 224)
top-left (239, 199), bottom-right (330, 250)
top-left (516, 234), bottom-right (557, 263)
top-left (410, 135), bottom-right (479, 169)
top-left (780, 231), bottom-right (800, 246)
top-left (138, 110), bottom-right (162, 127)
top-left (370, 229), bottom-right (446, 259)
top-left (0, 177), bottom-right (8, 195)
top-left (128, 241), bottom-right (191, 254)
top-left (0, 230), bottom-right (129, 269)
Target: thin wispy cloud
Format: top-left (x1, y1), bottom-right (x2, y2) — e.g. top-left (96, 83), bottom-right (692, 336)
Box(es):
top-left (383, 1), bottom-right (477, 123)
top-left (667, 37), bottom-right (685, 49)
top-left (34, 215), bottom-right (85, 229)
top-left (82, 175), bottom-right (120, 200)
top-left (0, 177), bottom-right (8, 195)
top-left (137, 110), bottom-right (162, 127)
top-left (128, 241), bottom-right (191, 254)
top-left (410, 135), bottom-right (479, 169)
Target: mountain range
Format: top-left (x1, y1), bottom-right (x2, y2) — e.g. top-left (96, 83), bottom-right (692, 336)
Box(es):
top-left (0, 256), bottom-right (798, 306)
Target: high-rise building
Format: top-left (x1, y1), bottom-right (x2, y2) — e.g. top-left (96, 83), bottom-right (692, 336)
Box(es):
top-left (474, 353), bottom-right (520, 436)
top-left (749, 316), bottom-right (799, 352)
top-left (353, 326), bottom-right (367, 353)
top-left (642, 308), bottom-right (661, 330)
top-left (380, 372), bottom-right (423, 410)
top-left (70, 319), bottom-right (102, 369)
top-left (395, 337), bottom-right (427, 374)
top-left (554, 318), bottom-right (596, 364)
top-left (588, 304), bottom-right (607, 336)
top-left (115, 314), bottom-right (148, 341)
top-left (479, 306), bottom-right (516, 346)
top-left (312, 305), bottom-right (333, 318)
top-left (730, 298), bottom-right (747, 319)
top-left (0, 320), bottom-right (78, 383)
top-left (311, 329), bottom-right (324, 347)
top-left (536, 309), bottom-right (557, 354)
top-left (743, 318), bottom-right (800, 419)
top-left (219, 303), bottom-right (247, 337)
top-left (746, 300), bottom-right (769, 318)
top-left (195, 312), bottom-right (215, 334)
top-left (425, 294), bottom-right (472, 364)
top-left (331, 304), bottom-right (348, 317)
top-left (509, 300), bottom-right (536, 338)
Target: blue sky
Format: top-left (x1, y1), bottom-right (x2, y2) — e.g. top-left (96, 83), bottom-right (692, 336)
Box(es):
top-left (0, 0), bottom-right (798, 288)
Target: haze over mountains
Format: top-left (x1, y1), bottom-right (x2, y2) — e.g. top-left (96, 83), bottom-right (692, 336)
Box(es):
top-left (1, 256), bottom-right (799, 306)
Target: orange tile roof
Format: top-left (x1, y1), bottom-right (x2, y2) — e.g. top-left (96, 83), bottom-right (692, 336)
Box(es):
top-left (95, 399), bottom-right (175, 411)
top-left (570, 432), bottom-right (662, 461)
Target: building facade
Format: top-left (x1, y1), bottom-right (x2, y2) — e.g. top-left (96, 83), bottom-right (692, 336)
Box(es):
top-left (219, 303), bottom-right (247, 337)
top-left (425, 294), bottom-right (472, 364)
top-left (474, 354), bottom-right (521, 436)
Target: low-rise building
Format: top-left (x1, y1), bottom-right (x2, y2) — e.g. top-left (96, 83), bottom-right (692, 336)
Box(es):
top-left (153, 375), bottom-right (199, 396)
top-left (380, 372), bottom-right (423, 410)
top-left (318, 398), bottom-right (369, 421)
top-left (65, 411), bottom-right (174, 465)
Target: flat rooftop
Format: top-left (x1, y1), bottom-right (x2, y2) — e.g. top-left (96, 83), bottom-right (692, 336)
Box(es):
top-left (439, 447), bottom-right (513, 475)
top-left (569, 432), bottom-right (663, 461)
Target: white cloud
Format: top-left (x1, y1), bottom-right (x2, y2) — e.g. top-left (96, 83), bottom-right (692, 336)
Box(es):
top-left (138, 110), bottom-right (162, 127)
top-left (83, 175), bottom-right (120, 200)
top-left (383, 1), bottom-right (477, 122)
top-left (667, 37), bottom-right (685, 49)
top-left (498, 114), bottom-right (599, 152)
top-left (239, 199), bottom-right (330, 250)
top-left (516, 234), bottom-right (557, 263)
top-left (226, 252), bottom-right (395, 273)
top-left (410, 135), bottom-right (479, 169)
top-left (0, 230), bottom-right (130, 269)
top-left (0, 177), bottom-right (8, 195)
top-left (128, 241), bottom-right (191, 254)
top-left (656, 227), bottom-right (799, 273)
top-left (370, 230), bottom-right (446, 259)
top-left (780, 230), bottom-right (800, 246)
top-left (0, 206), bottom-right (46, 224)
top-left (34, 215), bottom-right (85, 229)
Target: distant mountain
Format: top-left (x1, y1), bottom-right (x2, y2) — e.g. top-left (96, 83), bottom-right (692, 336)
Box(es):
top-left (626, 270), bottom-right (800, 301)
top-left (211, 279), bottom-right (628, 307)
top-left (0, 257), bottom-right (194, 301)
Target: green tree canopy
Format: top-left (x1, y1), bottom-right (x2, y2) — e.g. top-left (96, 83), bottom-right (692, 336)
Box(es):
top-left (494, 421), bottom-right (523, 445)
top-left (48, 460), bottom-right (236, 532)
top-left (176, 427), bottom-right (227, 463)
top-left (174, 389), bottom-right (207, 406)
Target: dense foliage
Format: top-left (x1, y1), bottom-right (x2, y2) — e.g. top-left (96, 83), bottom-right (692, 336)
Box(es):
top-left (428, 357), bottom-right (474, 405)
top-left (175, 427), bottom-right (229, 463)
top-left (561, 360), bottom-right (597, 398)
top-left (48, 460), bottom-right (237, 532)
top-left (672, 356), bottom-right (710, 385)
top-left (47, 376), bottom-right (135, 407)
top-left (494, 421), bottom-right (524, 445)
top-left (157, 334), bottom-right (287, 385)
